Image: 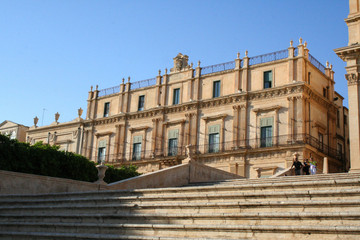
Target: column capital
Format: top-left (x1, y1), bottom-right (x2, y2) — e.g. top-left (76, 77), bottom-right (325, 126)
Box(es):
top-left (345, 73), bottom-right (360, 85)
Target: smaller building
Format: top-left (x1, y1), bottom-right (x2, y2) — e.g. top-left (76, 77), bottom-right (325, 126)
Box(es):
top-left (0, 120), bottom-right (29, 142)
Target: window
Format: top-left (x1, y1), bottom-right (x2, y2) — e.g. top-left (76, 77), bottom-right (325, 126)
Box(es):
top-left (103, 102), bottom-right (110, 117)
top-left (209, 133), bottom-right (220, 153)
top-left (344, 115), bottom-right (347, 125)
top-left (132, 143), bottom-right (142, 160)
top-left (323, 87), bottom-right (328, 98)
top-left (138, 95), bottom-right (145, 111)
top-left (173, 88), bottom-right (180, 105)
top-left (97, 147), bottom-right (106, 164)
top-left (319, 133), bottom-right (324, 151)
top-left (260, 126), bottom-right (273, 147)
top-left (264, 71), bottom-right (272, 89)
top-left (168, 138), bottom-right (178, 156)
top-left (337, 143), bottom-right (343, 159)
top-left (337, 110), bottom-right (340, 128)
top-left (308, 72), bottom-right (311, 84)
top-left (213, 80), bottom-right (220, 98)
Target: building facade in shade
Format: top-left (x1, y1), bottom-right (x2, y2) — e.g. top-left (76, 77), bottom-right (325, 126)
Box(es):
top-left (27, 40), bottom-right (349, 178)
top-left (335, 0), bottom-right (360, 172)
top-left (0, 121), bottom-right (29, 142)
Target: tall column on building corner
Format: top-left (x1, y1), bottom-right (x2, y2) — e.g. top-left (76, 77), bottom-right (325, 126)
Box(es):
top-left (334, 0), bottom-right (360, 172)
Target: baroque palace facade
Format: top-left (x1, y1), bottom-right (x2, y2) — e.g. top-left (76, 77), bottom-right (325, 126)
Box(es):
top-left (27, 39), bottom-right (349, 178)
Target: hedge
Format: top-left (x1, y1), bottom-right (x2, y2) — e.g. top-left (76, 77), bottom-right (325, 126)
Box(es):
top-left (0, 134), bottom-right (139, 183)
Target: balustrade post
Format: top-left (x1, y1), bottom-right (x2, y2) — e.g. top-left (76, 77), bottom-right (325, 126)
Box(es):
top-left (242, 51), bottom-right (249, 92)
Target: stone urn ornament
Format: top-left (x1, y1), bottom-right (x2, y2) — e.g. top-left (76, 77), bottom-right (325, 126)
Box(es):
top-left (95, 162), bottom-right (108, 185)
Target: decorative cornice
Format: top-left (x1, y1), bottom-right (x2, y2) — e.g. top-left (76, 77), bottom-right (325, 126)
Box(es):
top-left (129, 126), bottom-right (149, 132)
top-left (252, 105), bottom-right (282, 114)
top-left (202, 114), bottom-right (228, 122)
top-left (163, 119), bottom-right (186, 126)
top-left (95, 131), bottom-right (114, 137)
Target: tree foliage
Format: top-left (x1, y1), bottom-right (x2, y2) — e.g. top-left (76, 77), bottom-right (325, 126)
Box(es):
top-left (0, 134), bottom-right (139, 183)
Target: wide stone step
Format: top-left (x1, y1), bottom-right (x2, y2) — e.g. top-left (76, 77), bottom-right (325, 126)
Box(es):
top-left (1, 222), bottom-right (360, 240)
top-left (187, 173), bottom-right (360, 186)
top-left (1, 188), bottom-right (359, 209)
top-left (1, 176), bottom-right (359, 204)
top-left (1, 199), bottom-right (359, 215)
top-left (2, 212), bottom-right (360, 227)
top-left (0, 231), bottom-right (242, 240)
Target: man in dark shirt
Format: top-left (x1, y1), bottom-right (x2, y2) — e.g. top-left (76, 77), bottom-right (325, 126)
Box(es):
top-left (291, 157), bottom-right (303, 176)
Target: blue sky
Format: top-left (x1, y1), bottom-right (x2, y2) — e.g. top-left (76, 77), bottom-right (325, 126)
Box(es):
top-left (0, 0), bottom-right (349, 127)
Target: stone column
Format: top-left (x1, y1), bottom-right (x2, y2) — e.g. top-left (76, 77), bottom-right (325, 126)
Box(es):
top-left (124, 77), bottom-right (131, 113)
top-left (288, 40), bottom-right (295, 83)
top-left (242, 51), bottom-right (249, 92)
top-left (239, 104), bottom-right (248, 148)
top-left (118, 78), bottom-right (125, 113)
top-left (232, 105), bottom-right (240, 148)
top-left (155, 72), bottom-right (162, 106)
top-left (287, 97), bottom-right (294, 142)
top-left (297, 38), bottom-right (305, 82)
top-left (234, 53), bottom-right (242, 92)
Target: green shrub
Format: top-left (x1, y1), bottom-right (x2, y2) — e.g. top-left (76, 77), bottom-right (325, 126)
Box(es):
top-left (0, 134), bottom-right (139, 183)
top-left (104, 164), bottom-right (140, 184)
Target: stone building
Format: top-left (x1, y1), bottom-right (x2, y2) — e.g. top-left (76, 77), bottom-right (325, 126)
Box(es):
top-left (27, 40), bottom-right (349, 178)
top-left (0, 120), bottom-right (29, 142)
top-left (335, 0), bottom-right (360, 172)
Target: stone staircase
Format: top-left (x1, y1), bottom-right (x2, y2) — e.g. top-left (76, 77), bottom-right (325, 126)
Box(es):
top-left (1, 173), bottom-right (360, 239)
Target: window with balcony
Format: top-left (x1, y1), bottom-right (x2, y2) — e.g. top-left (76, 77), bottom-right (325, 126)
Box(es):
top-left (103, 102), bottom-right (110, 117)
top-left (213, 80), bottom-right (220, 98)
top-left (132, 143), bottom-right (141, 160)
top-left (208, 124), bottom-right (220, 153)
top-left (173, 88), bottom-right (180, 105)
top-left (319, 133), bottom-right (324, 151)
top-left (260, 117), bottom-right (273, 147)
top-left (263, 71), bottom-right (272, 89)
top-left (138, 95), bottom-right (145, 111)
top-left (132, 135), bottom-right (142, 161)
top-left (168, 138), bottom-right (178, 156)
top-left (97, 147), bottom-right (106, 164)
top-left (168, 129), bottom-right (179, 156)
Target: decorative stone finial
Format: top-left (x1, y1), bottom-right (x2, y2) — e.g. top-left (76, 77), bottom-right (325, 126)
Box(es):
top-left (197, 60), bottom-right (201, 67)
top-left (90, 86), bottom-right (93, 91)
top-left (299, 37), bottom-right (303, 45)
top-left (290, 40), bottom-right (293, 47)
top-left (34, 116), bottom-right (39, 127)
top-left (170, 53), bottom-right (190, 73)
top-left (78, 108), bottom-right (83, 118)
top-left (326, 61), bottom-right (329, 68)
top-left (183, 144), bottom-right (194, 164)
top-left (190, 62), bottom-right (193, 68)
top-left (165, 68), bottom-right (168, 74)
top-left (237, 52), bottom-right (240, 59)
top-left (245, 50), bottom-right (248, 57)
top-left (158, 70), bottom-right (161, 76)
top-left (96, 85), bottom-right (98, 90)
top-left (122, 78), bottom-right (125, 84)
top-left (128, 76), bottom-right (130, 82)
top-left (55, 112), bottom-right (60, 122)
top-left (330, 64), bottom-right (333, 70)
top-left (304, 41), bottom-right (307, 48)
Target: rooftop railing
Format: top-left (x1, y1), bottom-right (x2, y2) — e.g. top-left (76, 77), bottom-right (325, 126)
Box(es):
top-left (201, 61), bottom-right (235, 76)
top-left (249, 49), bottom-right (288, 66)
top-left (130, 77), bottom-right (157, 90)
top-left (98, 85), bottom-right (120, 97)
top-left (308, 53), bottom-right (326, 74)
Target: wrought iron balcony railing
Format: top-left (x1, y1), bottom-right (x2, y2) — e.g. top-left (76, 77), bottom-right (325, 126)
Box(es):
top-left (93, 134), bottom-right (345, 164)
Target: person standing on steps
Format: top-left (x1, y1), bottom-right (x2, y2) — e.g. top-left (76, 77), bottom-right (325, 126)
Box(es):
top-left (309, 154), bottom-right (317, 175)
top-left (291, 154), bottom-right (303, 176)
top-left (303, 159), bottom-right (310, 175)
